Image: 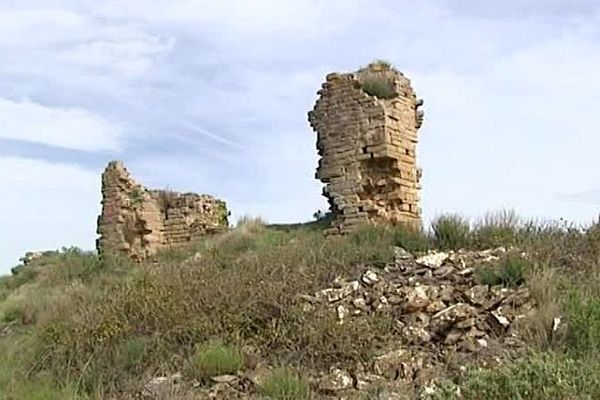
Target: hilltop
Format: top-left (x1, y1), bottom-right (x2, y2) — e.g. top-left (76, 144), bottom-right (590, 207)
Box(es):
top-left (2, 213), bottom-right (600, 399)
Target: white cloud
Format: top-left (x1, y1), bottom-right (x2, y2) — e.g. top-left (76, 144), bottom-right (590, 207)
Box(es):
top-left (0, 98), bottom-right (122, 151)
top-left (87, 0), bottom-right (362, 38)
top-left (0, 157), bottom-right (101, 274)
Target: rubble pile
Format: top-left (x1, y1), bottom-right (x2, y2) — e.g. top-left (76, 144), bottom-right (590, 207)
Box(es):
top-left (308, 246), bottom-right (535, 386)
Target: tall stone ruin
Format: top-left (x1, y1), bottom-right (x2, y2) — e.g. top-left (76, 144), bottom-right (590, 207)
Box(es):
top-left (308, 61), bottom-right (424, 233)
top-left (96, 161), bottom-right (228, 261)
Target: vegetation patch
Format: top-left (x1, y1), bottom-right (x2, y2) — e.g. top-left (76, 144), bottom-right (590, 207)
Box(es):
top-left (260, 368), bottom-right (310, 400)
top-left (476, 256), bottom-right (529, 288)
top-left (189, 341), bottom-right (243, 380)
top-left (360, 75), bottom-right (397, 99)
top-left (431, 214), bottom-right (471, 250)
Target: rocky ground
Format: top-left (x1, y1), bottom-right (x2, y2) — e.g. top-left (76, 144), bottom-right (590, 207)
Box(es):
top-left (135, 246), bottom-right (540, 399)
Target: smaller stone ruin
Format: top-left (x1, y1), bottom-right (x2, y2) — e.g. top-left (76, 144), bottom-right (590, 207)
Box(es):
top-left (308, 61), bottom-right (424, 233)
top-left (96, 161), bottom-right (228, 261)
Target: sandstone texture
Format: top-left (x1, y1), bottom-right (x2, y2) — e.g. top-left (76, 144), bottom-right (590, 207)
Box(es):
top-left (96, 161), bottom-right (228, 261)
top-left (308, 62), bottom-right (424, 233)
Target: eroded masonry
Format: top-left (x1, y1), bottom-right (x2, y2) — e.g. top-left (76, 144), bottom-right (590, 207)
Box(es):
top-left (308, 62), bottom-right (424, 233)
top-left (96, 161), bottom-right (228, 261)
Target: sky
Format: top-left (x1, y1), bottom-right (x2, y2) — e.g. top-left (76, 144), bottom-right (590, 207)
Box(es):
top-left (1, 0), bottom-right (600, 273)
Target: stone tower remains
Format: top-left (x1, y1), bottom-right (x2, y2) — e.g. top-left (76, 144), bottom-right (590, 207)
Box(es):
top-left (96, 161), bottom-right (228, 261)
top-left (308, 61), bottom-right (424, 233)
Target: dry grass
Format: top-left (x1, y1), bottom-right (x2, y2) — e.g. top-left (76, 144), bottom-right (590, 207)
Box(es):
top-left (3, 214), bottom-right (600, 398)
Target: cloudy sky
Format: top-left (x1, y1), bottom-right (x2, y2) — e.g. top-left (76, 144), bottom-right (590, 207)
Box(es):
top-left (1, 0), bottom-right (600, 273)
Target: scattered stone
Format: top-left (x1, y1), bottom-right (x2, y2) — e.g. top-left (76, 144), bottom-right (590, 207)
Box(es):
top-left (316, 280), bottom-right (360, 303)
top-left (416, 252), bottom-right (449, 268)
top-left (318, 368), bottom-right (354, 392)
top-left (404, 286), bottom-right (431, 311)
top-left (337, 304), bottom-right (350, 323)
top-left (362, 270), bottom-right (380, 286)
top-left (394, 246), bottom-right (414, 260)
top-left (211, 374), bottom-right (238, 384)
top-left (141, 373), bottom-right (182, 398)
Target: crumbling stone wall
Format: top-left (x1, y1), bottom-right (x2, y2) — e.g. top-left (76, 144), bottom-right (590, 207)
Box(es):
top-left (96, 161), bottom-right (228, 261)
top-left (308, 62), bottom-right (424, 233)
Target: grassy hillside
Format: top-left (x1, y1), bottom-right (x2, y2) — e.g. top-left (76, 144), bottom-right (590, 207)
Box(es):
top-left (2, 213), bottom-right (600, 399)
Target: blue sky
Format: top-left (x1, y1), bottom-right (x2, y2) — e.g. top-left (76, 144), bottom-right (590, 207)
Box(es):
top-left (1, 0), bottom-right (600, 273)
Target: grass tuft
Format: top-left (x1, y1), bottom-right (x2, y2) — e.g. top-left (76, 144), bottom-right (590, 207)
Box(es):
top-left (431, 214), bottom-right (471, 250)
top-left (360, 76), bottom-right (397, 99)
top-left (260, 368), bottom-right (310, 400)
top-left (476, 256), bottom-right (528, 288)
top-left (190, 341), bottom-right (243, 379)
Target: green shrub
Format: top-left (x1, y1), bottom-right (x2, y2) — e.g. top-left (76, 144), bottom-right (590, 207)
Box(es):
top-left (190, 341), bottom-right (243, 379)
top-left (476, 256), bottom-right (528, 288)
top-left (565, 292), bottom-right (600, 355)
top-left (431, 214), bottom-right (471, 250)
top-left (260, 368), bottom-right (310, 400)
top-left (392, 226), bottom-right (431, 253)
top-left (440, 353), bottom-right (600, 400)
top-left (360, 76), bottom-right (397, 99)
top-left (8, 267), bottom-right (38, 289)
top-left (1, 303), bottom-right (24, 324)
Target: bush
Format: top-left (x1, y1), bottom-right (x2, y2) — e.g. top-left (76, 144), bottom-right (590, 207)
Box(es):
top-left (476, 256), bottom-right (528, 288)
top-left (431, 214), bottom-right (471, 250)
top-left (1, 303), bottom-right (24, 324)
top-left (190, 341), bottom-right (243, 379)
top-left (360, 76), bottom-right (397, 99)
top-left (434, 353), bottom-right (600, 400)
top-left (565, 292), bottom-right (600, 355)
top-left (260, 368), bottom-right (310, 400)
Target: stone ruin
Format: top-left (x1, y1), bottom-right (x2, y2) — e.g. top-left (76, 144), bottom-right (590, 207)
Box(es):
top-left (308, 61), bottom-right (424, 233)
top-left (96, 161), bottom-right (228, 261)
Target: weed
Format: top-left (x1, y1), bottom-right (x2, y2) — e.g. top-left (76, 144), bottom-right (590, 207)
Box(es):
top-left (119, 337), bottom-right (147, 372)
top-left (360, 76), bottom-right (397, 99)
top-left (1, 302), bottom-right (24, 324)
top-left (431, 214), bottom-right (471, 250)
top-left (190, 341), bottom-right (243, 379)
top-left (476, 256), bottom-right (528, 288)
top-left (260, 368), bottom-right (310, 400)
top-left (391, 225), bottom-right (431, 253)
top-left (453, 353), bottom-right (600, 400)
top-left (565, 292), bottom-right (600, 355)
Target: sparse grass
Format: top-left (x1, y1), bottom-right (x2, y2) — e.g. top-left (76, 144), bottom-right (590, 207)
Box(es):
top-left (260, 368), bottom-right (310, 400)
top-left (6, 214), bottom-right (600, 398)
top-left (472, 210), bottom-right (521, 249)
top-left (392, 225), bottom-right (432, 253)
top-left (431, 214), bottom-right (471, 250)
top-left (475, 256), bottom-right (529, 288)
top-left (190, 341), bottom-right (243, 379)
top-left (1, 301), bottom-right (24, 324)
top-left (119, 337), bottom-right (147, 373)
